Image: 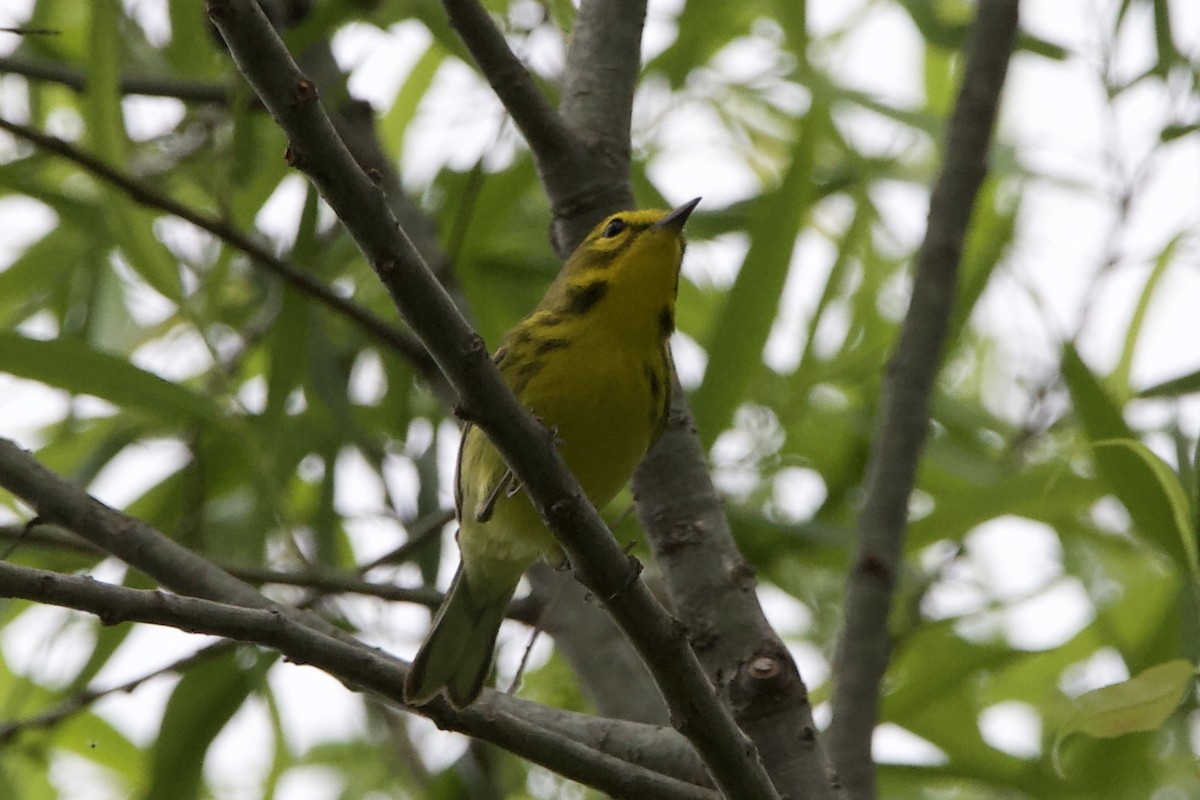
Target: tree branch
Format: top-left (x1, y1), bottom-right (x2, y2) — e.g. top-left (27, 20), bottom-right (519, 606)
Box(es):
top-left (440, 0), bottom-right (578, 174)
top-left (0, 115), bottom-right (444, 392)
top-left (0, 561), bottom-right (716, 800)
top-left (828, 2), bottom-right (1020, 797)
top-left (527, 562), bottom-right (668, 724)
top-left (0, 641), bottom-right (235, 744)
top-left (0, 437), bottom-right (290, 613)
top-left (0, 481), bottom-right (704, 786)
top-left (204, 1), bottom-right (780, 795)
top-left (551, 0), bottom-right (644, 245)
top-left (440, 0), bottom-right (639, 255)
top-left (0, 55), bottom-right (231, 103)
top-left (0, 523), bottom-right (543, 623)
top-left (635, 386), bottom-right (839, 799)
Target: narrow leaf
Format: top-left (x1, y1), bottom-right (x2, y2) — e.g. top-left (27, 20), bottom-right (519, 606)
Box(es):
top-left (0, 333), bottom-right (218, 423)
top-left (691, 105), bottom-right (824, 445)
top-left (1095, 438), bottom-right (1197, 578)
top-left (143, 652), bottom-right (268, 800)
top-left (1062, 344), bottom-right (1191, 568)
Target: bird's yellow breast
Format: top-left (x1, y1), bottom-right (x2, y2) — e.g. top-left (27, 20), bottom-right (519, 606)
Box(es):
top-left (455, 334), bottom-right (668, 583)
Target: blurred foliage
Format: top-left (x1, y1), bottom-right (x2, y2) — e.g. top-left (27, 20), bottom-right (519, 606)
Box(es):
top-left (1, 0), bottom-right (1199, 798)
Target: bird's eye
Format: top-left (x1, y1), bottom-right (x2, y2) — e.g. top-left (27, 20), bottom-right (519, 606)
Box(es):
top-left (602, 218), bottom-right (626, 238)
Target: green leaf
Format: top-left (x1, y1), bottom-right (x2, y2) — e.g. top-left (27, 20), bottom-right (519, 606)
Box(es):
top-left (165, 0), bottom-right (219, 78)
top-left (379, 42), bottom-right (445, 156)
top-left (81, 0), bottom-right (181, 301)
top-left (1062, 344), bottom-right (1192, 570)
top-left (1094, 438), bottom-right (1197, 579)
top-left (1059, 659), bottom-right (1194, 740)
top-left (1136, 366), bottom-right (1200, 399)
top-left (0, 333), bottom-right (219, 423)
top-left (1113, 233), bottom-right (1181, 391)
top-left (84, 0), bottom-right (125, 165)
top-left (691, 105), bottom-right (824, 445)
top-left (142, 651), bottom-right (270, 800)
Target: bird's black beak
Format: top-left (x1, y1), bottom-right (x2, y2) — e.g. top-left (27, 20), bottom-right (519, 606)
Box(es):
top-left (656, 197), bottom-right (701, 230)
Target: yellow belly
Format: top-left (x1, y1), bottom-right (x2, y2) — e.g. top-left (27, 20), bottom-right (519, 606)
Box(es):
top-left (456, 340), bottom-right (661, 584)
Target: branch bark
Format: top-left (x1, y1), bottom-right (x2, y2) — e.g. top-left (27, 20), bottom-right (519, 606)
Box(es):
top-left (828, 2), bottom-right (1020, 797)
top-left (442, 0), bottom-right (639, 255)
top-left (204, 1), bottom-right (781, 795)
top-left (636, 387), bottom-right (838, 799)
top-left (0, 55), bottom-right (231, 103)
top-left (0, 561), bottom-right (714, 800)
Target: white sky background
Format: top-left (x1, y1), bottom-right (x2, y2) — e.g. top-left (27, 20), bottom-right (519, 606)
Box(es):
top-left (1, 0), bottom-right (1199, 797)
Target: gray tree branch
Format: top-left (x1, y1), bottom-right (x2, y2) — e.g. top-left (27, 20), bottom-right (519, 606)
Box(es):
top-left (0, 561), bottom-right (714, 800)
top-left (635, 386), bottom-right (838, 799)
top-left (0, 54), bottom-right (231, 103)
top-left (827, 2), bottom-right (1021, 798)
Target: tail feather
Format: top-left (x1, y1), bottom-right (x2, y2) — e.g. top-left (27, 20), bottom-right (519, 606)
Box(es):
top-left (404, 567), bottom-right (516, 708)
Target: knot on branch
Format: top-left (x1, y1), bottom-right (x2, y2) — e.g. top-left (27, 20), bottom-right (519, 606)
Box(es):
top-left (291, 78), bottom-right (319, 104)
top-left (654, 518), bottom-right (705, 555)
top-left (726, 557), bottom-right (757, 591)
top-left (855, 553), bottom-right (894, 587)
top-left (284, 143), bottom-right (305, 169)
top-left (728, 645), bottom-right (805, 721)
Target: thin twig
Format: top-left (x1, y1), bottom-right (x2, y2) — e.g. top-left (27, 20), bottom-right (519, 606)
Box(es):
top-left (0, 561), bottom-right (717, 800)
top-left (0, 55), bottom-right (230, 103)
top-left (0, 116), bottom-right (441, 388)
top-left (828, 2), bottom-right (1021, 798)
top-left (0, 642), bottom-right (234, 744)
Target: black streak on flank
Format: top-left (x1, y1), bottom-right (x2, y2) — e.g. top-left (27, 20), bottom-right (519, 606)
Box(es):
top-left (658, 306), bottom-right (674, 338)
top-left (563, 281), bottom-right (609, 315)
top-left (644, 362), bottom-right (661, 400)
top-left (508, 359), bottom-right (543, 396)
top-left (535, 338), bottom-right (570, 355)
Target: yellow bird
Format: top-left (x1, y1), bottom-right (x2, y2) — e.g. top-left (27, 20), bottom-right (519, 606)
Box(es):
top-left (404, 199), bottom-right (700, 708)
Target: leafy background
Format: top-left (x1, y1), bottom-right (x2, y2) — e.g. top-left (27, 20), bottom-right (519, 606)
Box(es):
top-left (1, 0), bottom-right (1199, 798)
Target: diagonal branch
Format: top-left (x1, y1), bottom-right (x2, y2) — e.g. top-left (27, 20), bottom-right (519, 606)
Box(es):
top-left (0, 561), bottom-right (716, 800)
top-left (440, 0), bottom-right (639, 254)
top-left (204, 1), bottom-right (781, 795)
top-left (828, 2), bottom-right (1021, 797)
top-left (0, 436), bottom-right (290, 614)
top-left (0, 116), bottom-right (443, 391)
top-left (440, 0), bottom-right (577, 173)
top-left (0, 464), bottom-right (707, 787)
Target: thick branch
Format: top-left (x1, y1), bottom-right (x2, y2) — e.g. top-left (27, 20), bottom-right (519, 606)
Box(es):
top-left (635, 387), bottom-right (838, 799)
top-left (551, 0), bottom-right (644, 247)
top-left (0, 562), bottom-right (714, 800)
top-left (205, 1), bottom-right (780, 795)
top-left (0, 455), bottom-right (707, 786)
top-left (0, 116), bottom-right (442, 391)
top-left (828, 2), bottom-right (1020, 797)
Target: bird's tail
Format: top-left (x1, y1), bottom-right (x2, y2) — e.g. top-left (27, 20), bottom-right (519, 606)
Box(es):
top-left (404, 565), bottom-right (516, 708)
